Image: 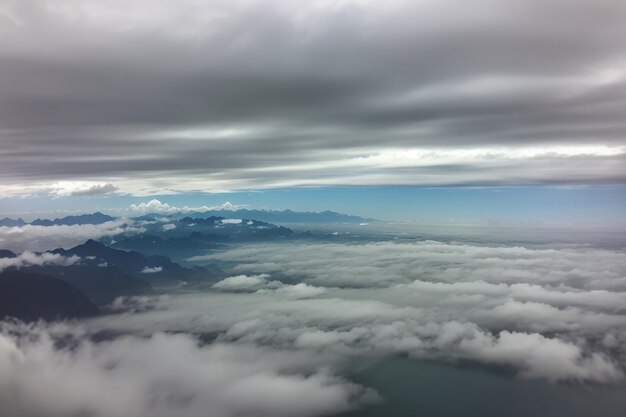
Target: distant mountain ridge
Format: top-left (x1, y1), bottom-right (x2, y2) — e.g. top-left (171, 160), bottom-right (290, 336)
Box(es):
top-left (31, 212), bottom-right (115, 226)
top-left (0, 208), bottom-right (375, 227)
top-left (141, 209), bottom-right (376, 224)
top-left (0, 217), bottom-right (27, 227)
top-left (0, 212), bottom-right (115, 227)
top-left (0, 240), bottom-right (220, 305)
top-left (48, 239), bottom-right (221, 302)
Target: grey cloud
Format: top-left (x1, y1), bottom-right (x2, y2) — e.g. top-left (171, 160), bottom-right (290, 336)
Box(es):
top-left (69, 183), bottom-right (118, 196)
top-left (88, 290), bottom-right (624, 383)
top-left (0, 0), bottom-right (625, 194)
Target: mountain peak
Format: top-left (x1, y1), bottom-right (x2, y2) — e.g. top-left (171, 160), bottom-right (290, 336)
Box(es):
top-left (0, 217), bottom-right (27, 227)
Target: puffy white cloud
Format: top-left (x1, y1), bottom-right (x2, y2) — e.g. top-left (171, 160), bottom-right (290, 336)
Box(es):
top-left (220, 218), bottom-right (243, 225)
top-left (270, 283), bottom-right (327, 299)
top-left (461, 330), bottom-right (622, 383)
top-left (130, 199), bottom-right (245, 214)
top-left (130, 199), bottom-right (176, 213)
top-left (213, 274), bottom-right (274, 291)
top-left (0, 322), bottom-right (377, 417)
top-left (0, 252), bottom-right (80, 272)
top-left (213, 275), bottom-right (327, 299)
top-left (141, 266), bottom-right (163, 274)
top-left (162, 223), bottom-right (176, 231)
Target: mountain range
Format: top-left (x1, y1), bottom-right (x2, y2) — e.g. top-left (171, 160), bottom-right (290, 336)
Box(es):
top-left (148, 209), bottom-right (376, 224)
top-left (0, 209), bottom-right (374, 230)
top-left (0, 212), bottom-right (115, 227)
top-left (0, 240), bottom-right (222, 307)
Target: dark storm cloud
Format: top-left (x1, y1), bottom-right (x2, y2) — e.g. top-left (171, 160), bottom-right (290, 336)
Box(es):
top-left (0, 0), bottom-right (625, 194)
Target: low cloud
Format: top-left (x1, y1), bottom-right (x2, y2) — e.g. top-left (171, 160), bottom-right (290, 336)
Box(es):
top-left (213, 275), bottom-right (327, 299)
top-left (141, 266), bottom-right (163, 274)
top-left (0, 252), bottom-right (80, 272)
top-left (213, 274), bottom-right (275, 291)
top-left (0, 220), bottom-right (144, 252)
top-left (176, 240), bottom-right (626, 382)
top-left (195, 241), bottom-right (626, 291)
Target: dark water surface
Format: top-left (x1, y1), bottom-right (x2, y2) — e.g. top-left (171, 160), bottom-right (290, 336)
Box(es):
top-left (335, 358), bottom-right (626, 417)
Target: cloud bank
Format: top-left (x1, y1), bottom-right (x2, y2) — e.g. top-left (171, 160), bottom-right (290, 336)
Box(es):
top-left (174, 240), bottom-right (626, 382)
top-left (0, 252), bottom-right (80, 272)
top-left (0, 220), bottom-right (144, 252)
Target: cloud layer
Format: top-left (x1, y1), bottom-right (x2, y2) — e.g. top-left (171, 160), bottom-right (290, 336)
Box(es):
top-left (82, 238), bottom-right (626, 384)
top-left (2, 234), bottom-right (626, 416)
top-left (1, 0), bottom-right (625, 195)
top-left (0, 220), bottom-right (143, 252)
top-left (0, 252), bottom-right (80, 272)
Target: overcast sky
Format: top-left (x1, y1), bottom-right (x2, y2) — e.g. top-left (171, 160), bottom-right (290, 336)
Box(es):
top-left (0, 0), bottom-right (625, 200)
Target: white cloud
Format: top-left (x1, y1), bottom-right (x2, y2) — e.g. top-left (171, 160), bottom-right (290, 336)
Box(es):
top-left (162, 223), bottom-right (176, 231)
top-left (220, 218), bottom-right (243, 225)
top-left (141, 266), bottom-right (163, 274)
top-left (130, 199), bottom-right (175, 213)
top-left (130, 199), bottom-right (246, 213)
top-left (68, 183), bottom-right (119, 197)
top-left (266, 283), bottom-right (327, 299)
top-left (213, 275), bottom-right (326, 299)
top-left (0, 220), bottom-right (144, 252)
top-left (0, 252), bottom-right (80, 272)
top-left (462, 330), bottom-right (622, 383)
top-left (213, 274), bottom-right (273, 291)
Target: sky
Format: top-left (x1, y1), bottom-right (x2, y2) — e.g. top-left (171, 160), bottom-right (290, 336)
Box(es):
top-left (1, 186), bottom-right (626, 227)
top-left (1, 0), bottom-right (625, 222)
